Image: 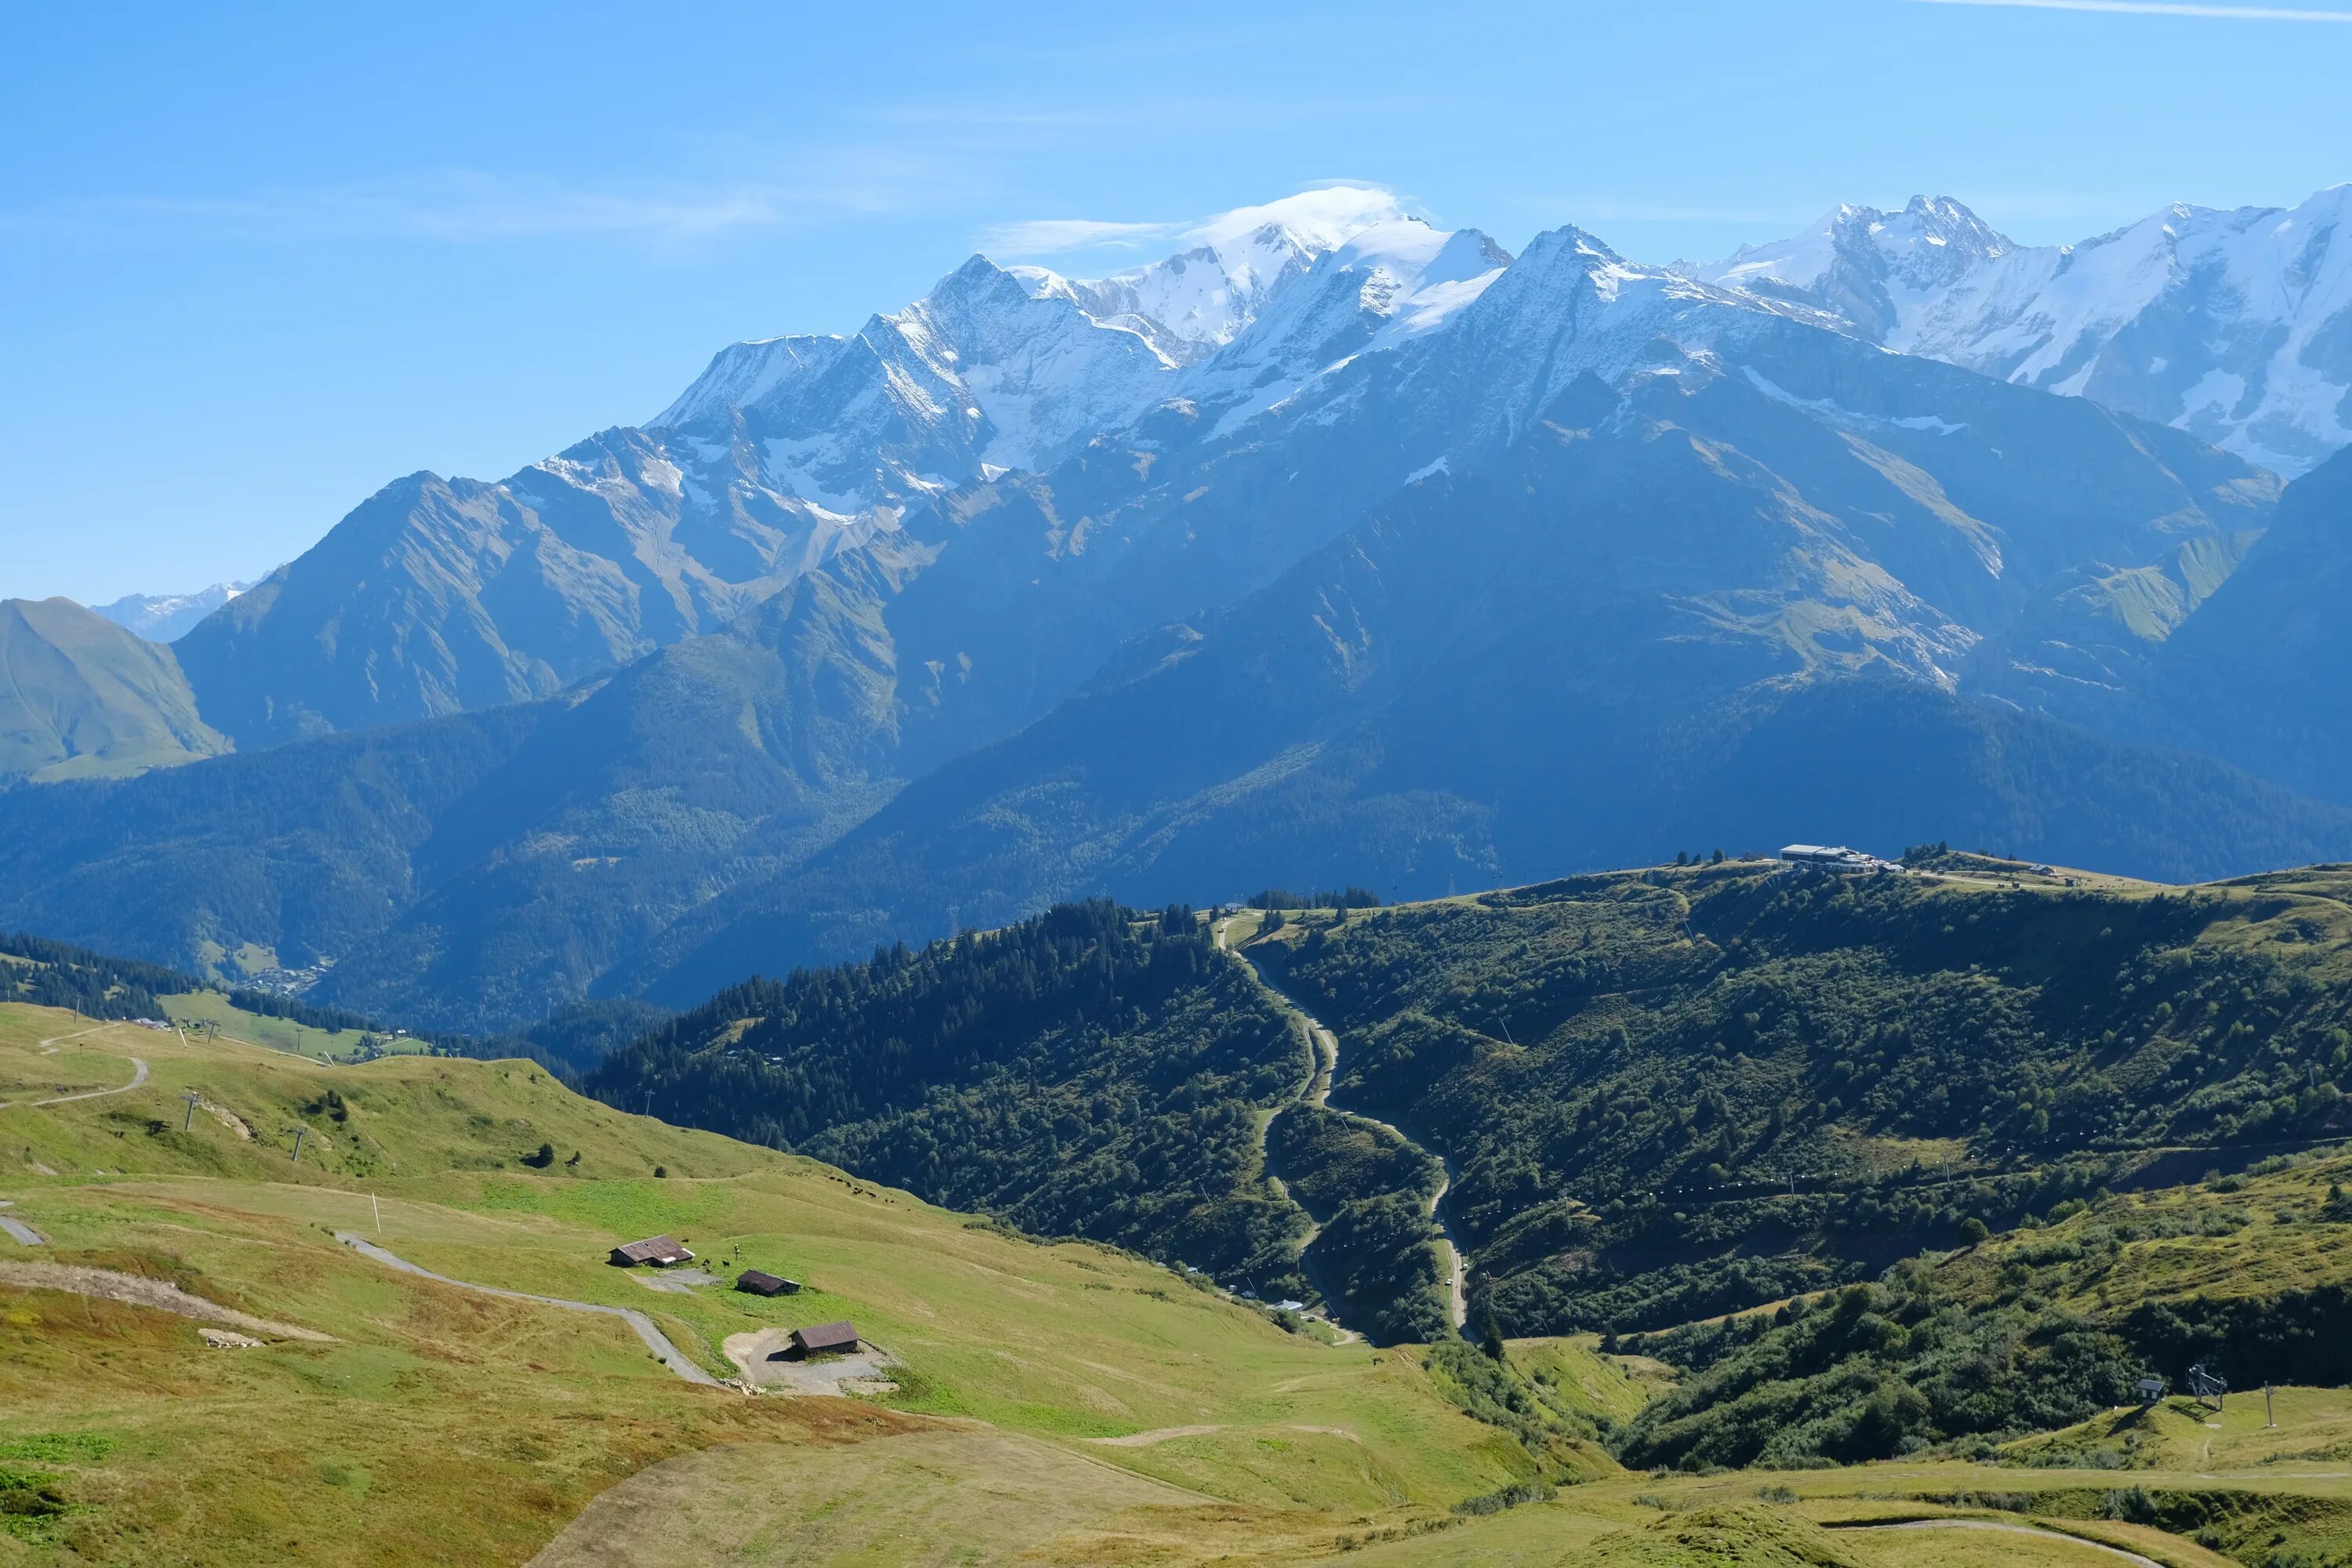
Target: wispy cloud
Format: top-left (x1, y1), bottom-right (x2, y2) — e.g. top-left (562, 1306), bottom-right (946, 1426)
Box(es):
top-left (1, 155), bottom-right (973, 248)
top-left (979, 183), bottom-right (1413, 261)
top-left (1910, 0), bottom-right (2352, 20)
top-left (978, 217), bottom-right (1185, 253)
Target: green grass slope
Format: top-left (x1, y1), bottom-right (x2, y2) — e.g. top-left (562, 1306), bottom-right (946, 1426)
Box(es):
top-left (0, 599), bottom-right (227, 785)
top-left (8, 973), bottom-right (2352, 1564)
top-left (1251, 860), bottom-right (2352, 1338)
top-left (584, 902), bottom-right (1321, 1301)
top-left (0, 1000), bottom-right (1557, 1565)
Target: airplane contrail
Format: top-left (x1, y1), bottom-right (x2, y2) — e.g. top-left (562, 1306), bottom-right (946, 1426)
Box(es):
top-left (1912, 0), bottom-right (2352, 21)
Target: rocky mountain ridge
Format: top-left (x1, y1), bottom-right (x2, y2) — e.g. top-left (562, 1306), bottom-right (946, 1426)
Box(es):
top-left (1684, 185), bottom-right (2352, 476)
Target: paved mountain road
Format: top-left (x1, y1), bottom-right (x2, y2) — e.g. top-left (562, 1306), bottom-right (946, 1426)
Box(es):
top-left (335, 1232), bottom-right (722, 1387)
top-left (1, 1025), bottom-right (150, 1112)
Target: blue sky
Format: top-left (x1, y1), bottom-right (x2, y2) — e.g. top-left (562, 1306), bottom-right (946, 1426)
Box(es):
top-left (5, 0), bottom-right (2349, 604)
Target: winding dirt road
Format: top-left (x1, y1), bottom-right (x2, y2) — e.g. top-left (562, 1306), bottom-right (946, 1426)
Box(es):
top-left (333, 1232), bottom-right (722, 1387)
top-left (1225, 923), bottom-right (1470, 1332)
top-left (2, 1024), bottom-right (150, 1112)
top-left (1843, 1519), bottom-right (2166, 1567)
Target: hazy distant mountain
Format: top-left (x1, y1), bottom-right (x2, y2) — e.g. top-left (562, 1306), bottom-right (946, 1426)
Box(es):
top-left (2154, 442), bottom-right (2352, 804)
top-left (90, 580), bottom-right (252, 643)
top-left (1682, 185), bottom-right (2352, 476)
top-left (1962, 530), bottom-right (2263, 739)
top-left (0, 555), bottom-right (910, 1028)
top-left (0, 597), bottom-right (229, 785)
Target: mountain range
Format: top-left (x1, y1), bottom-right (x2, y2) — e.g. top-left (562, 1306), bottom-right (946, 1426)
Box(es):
top-left (90, 580), bottom-right (252, 644)
top-left (1682, 186), bottom-right (2352, 477)
top-left (5, 184), bottom-right (2351, 1029)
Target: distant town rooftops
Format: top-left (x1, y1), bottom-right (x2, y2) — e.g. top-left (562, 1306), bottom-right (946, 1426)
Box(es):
top-left (1780, 844), bottom-right (1900, 872)
top-left (610, 1235), bottom-right (694, 1266)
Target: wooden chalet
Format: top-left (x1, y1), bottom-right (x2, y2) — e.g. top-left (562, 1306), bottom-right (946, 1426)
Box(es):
top-left (735, 1269), bottom-right (800, 1297)
top-left (610, 1235), bottom-right (694, 1267)
top-left (788, 1320), bottom-right (860, 1356)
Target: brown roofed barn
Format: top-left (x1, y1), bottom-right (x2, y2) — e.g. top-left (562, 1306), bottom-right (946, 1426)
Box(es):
top-left (735, 1269), bottom-right (800, 1297)
top-left (610, 1235), bottom-right (694, 1267)
top-left (789, 1320), bottom-right (859, 1356)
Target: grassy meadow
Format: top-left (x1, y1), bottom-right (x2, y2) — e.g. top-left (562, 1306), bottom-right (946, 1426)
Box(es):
top-left (0, 1001), bottom-right (1541, 1563)
top-left (158, 989), bottom-right (421, 1063)
top-left (5, 995), bottom-right (2352, 1565)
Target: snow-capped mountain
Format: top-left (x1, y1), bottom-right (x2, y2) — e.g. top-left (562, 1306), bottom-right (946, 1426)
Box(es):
top-left (649, 187), bottom-right (1510, 506)
top-left (182, 189), bottom-right (1498, 744)
top-left (1682, 186), bottom-right (2352, 476)
top-left (17, 184), bottom-right (2310, 1030)
top-left (91, 580), bottom-right (252, 643)
top-left (183, 183), bottom-right (2296, 753)
top-left (1023, 185), bottom-right (1434, 363)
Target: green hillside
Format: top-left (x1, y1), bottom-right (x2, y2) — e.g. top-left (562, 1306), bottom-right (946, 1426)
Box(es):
top-left (1614, 1142), bottom-right (2352, 1468)
top-left (1252, 860), bottom-right (2352, 1340)
top-left (0, 599), bottom-right (228, 785)
top-left (583, 865), bottom-right (2352, 1360)
top-left (585, 902), bottom-right (1319, 1300)
top-left (9, 967), bottom-right (2352, 1565)
top-left (0, 999), bottom-right (1563, 1565)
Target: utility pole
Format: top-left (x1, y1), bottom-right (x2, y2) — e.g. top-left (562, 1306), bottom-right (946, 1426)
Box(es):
top-left (2267, 1383), bottom-right (2276, 1428)
top-left (290, 1127), bottom-right (308, 1165)
top-left (182, 1090), bottom-right (201, 1131)
top-left (372, 1193), bottom-right (382, 1236)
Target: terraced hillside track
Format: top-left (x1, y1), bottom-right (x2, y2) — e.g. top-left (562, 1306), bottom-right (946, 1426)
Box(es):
top-left (27, 1053), bottom-right (148, 1106)
top-left (0, 1022), bottom-right (149, 1109)
top-left (1222, 923), bottom-right (1470, 1333)
top-left (334, 1232), bottom-right (723, 1387)
top-left (1841, 1519), bottom-right (2168, 1567)
top-left (34, 1021), bottom-right (113, 1053)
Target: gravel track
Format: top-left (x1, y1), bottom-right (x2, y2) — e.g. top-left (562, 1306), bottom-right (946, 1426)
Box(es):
top-left (1229, 930), bottom-right (1471, 1332)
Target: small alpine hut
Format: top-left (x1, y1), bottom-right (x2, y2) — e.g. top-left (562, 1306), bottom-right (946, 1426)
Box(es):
top-left (735, 1269), bottom-right (800, 1298)
top-left (788, 1320), bottom-right (860, 1357)
top-left (610, 1235), bottom-right (694, 1268)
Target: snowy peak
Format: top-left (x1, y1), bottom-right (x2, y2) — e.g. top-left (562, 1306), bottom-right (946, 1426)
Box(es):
top-left (1690, 184), bottom-right (2352, 475)
top-left (1197, 185), bottom-right (1421, 254)
top-left (90, 581), bottom-right (255, 644)
top-left (655, 334), bottom-right (843, 429)
top-left (1029, 187), bottom-right (1421, 361)
top-left (1686, 196), bottom-right (2016, 339)
top-left (648, 187), bottom-right (1472, 507)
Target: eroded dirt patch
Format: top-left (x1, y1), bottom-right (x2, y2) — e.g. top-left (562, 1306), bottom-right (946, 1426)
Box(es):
top-left (0, 1261), bottom-right (334, 1341)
